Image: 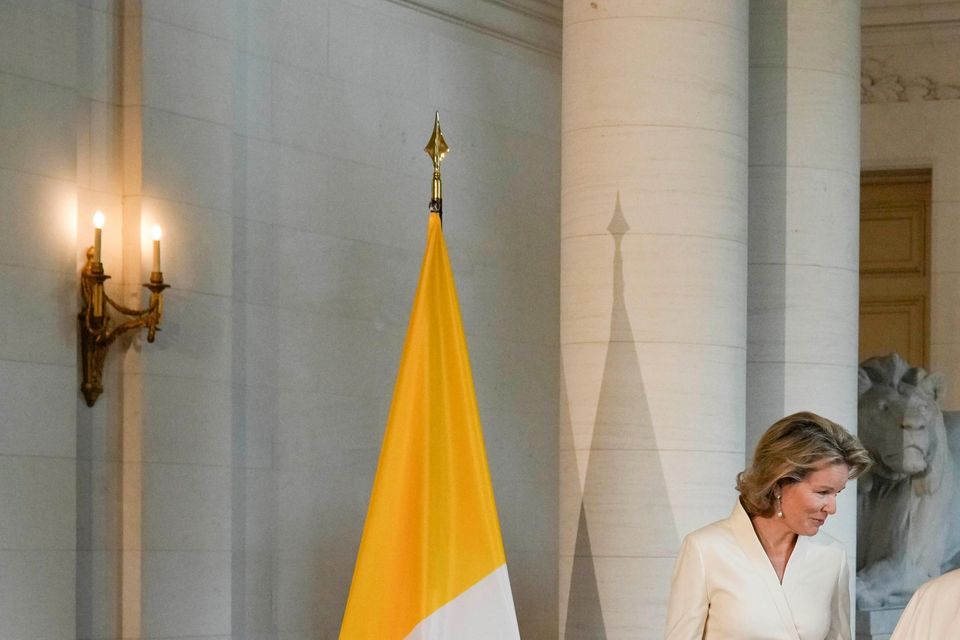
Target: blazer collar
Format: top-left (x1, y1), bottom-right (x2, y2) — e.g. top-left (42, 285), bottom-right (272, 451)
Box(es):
top-left (729, 500), bottom-right (802, 640)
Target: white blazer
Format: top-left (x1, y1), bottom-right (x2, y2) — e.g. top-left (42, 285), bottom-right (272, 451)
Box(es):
top-left (890, 568), bottom-right (960, 639)
top-left (665, 501), bottom-right (851, 640)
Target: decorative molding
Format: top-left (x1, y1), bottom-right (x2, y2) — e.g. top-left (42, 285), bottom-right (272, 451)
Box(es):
top-left (384, 0), bottom-right (561, 57)
top-left (862, 1), bottom-right (960, 30)
top-left (485, 0), bottom-right (562, 23)
top-left (862, 1), bottom-right (960, 47)
top-left (861, 57), bottom-right (960, 103)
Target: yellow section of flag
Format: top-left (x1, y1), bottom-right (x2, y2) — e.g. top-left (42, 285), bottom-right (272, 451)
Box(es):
top-left (339, 212), bottom-right (509, 639)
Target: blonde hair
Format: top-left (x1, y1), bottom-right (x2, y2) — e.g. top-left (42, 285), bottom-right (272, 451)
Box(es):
top-left (737, 411), bottom-right (872, 517)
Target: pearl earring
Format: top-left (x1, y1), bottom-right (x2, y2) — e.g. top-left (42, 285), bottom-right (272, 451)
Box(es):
top-left (776, 495), bottom-right (783, 518)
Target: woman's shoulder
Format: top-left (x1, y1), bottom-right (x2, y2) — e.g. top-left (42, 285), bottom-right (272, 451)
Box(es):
top-left (915, 567), bottom-right (960, 598)
top-left (807, 527), bottom-right (846, 551)
top-left (804, 527), bottom-right (848, 566)
top-left (680, 513), bottom-right (737, 548)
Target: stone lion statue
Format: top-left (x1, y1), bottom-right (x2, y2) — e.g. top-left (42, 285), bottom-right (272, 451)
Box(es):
top-left (856, 353), bottom-right (960, 609)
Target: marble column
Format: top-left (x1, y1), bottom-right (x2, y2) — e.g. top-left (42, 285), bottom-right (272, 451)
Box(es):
top-left (746, 0), bottom-right (861, 561)
top-left (560, 2), bottom-right (748, 637)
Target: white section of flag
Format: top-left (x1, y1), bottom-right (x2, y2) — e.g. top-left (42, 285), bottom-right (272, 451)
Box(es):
top-left (404, 564), bottom-right (521, 639)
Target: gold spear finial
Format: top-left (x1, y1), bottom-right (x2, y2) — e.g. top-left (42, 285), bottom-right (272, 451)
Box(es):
top-left (424, 111), bottom-right (449, 220)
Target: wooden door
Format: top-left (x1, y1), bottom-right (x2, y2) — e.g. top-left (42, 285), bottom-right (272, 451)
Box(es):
top-left (859, 170), bottom-right (931, 368)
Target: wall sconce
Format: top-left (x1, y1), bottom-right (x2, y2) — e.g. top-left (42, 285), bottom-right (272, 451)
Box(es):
top-left (78, 212), bottom-right (170, 407)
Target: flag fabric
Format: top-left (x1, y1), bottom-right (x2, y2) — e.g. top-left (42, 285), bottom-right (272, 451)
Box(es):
top-left (339, 212), bottom-right (521, 639)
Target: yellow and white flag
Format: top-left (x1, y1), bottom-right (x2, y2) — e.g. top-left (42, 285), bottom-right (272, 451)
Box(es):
top-left (339, 212), bottom-right (520, 639)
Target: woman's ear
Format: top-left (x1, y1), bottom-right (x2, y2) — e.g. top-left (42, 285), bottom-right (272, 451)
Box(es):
top-left (769, 481), bottom-right (781, 500)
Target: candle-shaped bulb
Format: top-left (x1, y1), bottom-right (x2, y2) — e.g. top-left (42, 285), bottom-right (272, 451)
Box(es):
top-left (93, 211), bottom-right (105, 263)
top-left (151, 225), bottom-right (162, 272)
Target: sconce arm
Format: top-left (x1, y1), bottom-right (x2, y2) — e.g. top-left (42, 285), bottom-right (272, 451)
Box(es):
top-left (98, 283), bottom-right (168, 345)
top-left (78, 249), bottom-right (170, 406)
top-left (103, 289), bottom-right (159, 319)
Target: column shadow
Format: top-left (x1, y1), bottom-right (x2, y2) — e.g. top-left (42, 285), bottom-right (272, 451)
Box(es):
top-left (746, 0), bottom-right (788, 459)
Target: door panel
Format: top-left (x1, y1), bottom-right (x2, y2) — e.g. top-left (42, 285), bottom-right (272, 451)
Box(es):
top-left (859, 170), bottom-right (930, 367)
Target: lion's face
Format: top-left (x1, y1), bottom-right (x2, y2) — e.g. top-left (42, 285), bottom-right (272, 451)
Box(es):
top-left (856, 355), bottom-right (954, 607)
top-left (858, 382), bottom-right (939, 478)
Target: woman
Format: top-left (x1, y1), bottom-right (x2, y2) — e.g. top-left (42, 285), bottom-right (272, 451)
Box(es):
top-left (665, 412), bottom-right (871, 640)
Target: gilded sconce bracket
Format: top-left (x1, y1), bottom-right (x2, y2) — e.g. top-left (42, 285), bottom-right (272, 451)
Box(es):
top-left (78, 247), bottom-right (169, 407)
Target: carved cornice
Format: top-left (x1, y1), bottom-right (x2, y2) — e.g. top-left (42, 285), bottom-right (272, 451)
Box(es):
top-left (862, 1), bottom-right (960, 30)
top-left (862, 1), bottom-right (960, 46)
top-left (383, 0), bottom-right (562, 56)
top-left (861, 57), bottom-right (960, 103)
top-left (486, 0), bottom-right (562, 22)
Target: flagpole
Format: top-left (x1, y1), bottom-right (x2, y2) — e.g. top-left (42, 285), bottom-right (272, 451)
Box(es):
top-left (424, 111), bottom-right (449, 223)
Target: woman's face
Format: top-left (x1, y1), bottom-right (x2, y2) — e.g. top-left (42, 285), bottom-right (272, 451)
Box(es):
top-left (778, 462), bottom-right (850, 536)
